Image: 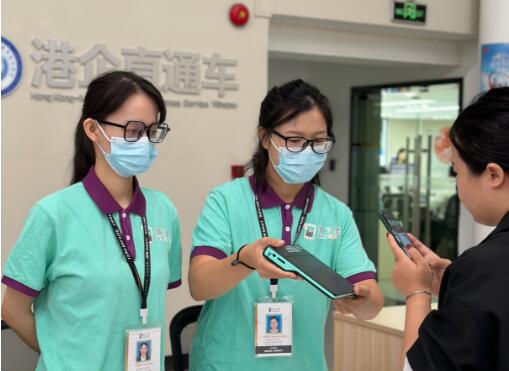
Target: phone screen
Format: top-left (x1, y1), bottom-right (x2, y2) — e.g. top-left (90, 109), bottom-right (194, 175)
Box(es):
top-left (379, 210), bottom-right (412, 256)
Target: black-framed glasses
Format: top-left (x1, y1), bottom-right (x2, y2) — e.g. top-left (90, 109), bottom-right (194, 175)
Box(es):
top-left (270, 129), bottom-right (335, 154)
top-left (96, 120), bottom-right (170, 143)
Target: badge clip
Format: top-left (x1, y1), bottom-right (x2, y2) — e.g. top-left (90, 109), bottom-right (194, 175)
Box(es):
top-left (140, 308), bottom-right (148, 325)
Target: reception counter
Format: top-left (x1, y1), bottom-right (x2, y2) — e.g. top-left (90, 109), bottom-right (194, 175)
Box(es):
top-left (333, 305), bottom-right (428, 371)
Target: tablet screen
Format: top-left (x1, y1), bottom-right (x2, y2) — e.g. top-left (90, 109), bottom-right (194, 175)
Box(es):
top-left (280, 248), bottom-right (353, 297)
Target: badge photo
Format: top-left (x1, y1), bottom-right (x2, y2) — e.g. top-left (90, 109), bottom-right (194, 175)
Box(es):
top-left (126, 327), bottom-right (161, 371)
top-left (255, 302), bottom-right (292, 358)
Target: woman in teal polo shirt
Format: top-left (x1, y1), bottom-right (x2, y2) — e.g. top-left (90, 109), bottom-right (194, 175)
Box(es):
top-left (188, 79), bottom-right (384, 370)
top-left (1, 71), bottom-right (182, 370)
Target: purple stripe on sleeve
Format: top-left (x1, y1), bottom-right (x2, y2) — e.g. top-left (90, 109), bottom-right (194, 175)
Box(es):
top-left (167, 279), bottom-right (182, 290)
top-left (1, 276), bottom-right (40, 297)
top-left (346, 271), bottom-right (377, 284)
top-left (190, 246), bottom-right (228, 260)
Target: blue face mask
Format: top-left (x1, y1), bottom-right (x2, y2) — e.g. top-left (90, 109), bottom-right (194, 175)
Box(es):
top-left (269, 138), bottom-right (327, 184)
top-left (96, 122), bottom-right (158, 177)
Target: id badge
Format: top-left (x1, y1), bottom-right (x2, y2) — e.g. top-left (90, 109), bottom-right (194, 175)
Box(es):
top-left (125, 326), bottom-right (161, 371)
top-left (254, 297), bottom-right (293, 357)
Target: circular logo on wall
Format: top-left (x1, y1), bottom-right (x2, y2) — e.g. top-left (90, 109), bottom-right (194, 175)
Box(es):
top-left (2, 36), bottom-right (23, 96)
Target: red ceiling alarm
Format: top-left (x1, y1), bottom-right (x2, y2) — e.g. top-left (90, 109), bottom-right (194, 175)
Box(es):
top-left (229, 3), bottom-right (249, 27)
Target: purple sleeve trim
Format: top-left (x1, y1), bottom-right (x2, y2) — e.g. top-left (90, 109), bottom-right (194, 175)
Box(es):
top-left (1, 276), bottom-right (40, 298)
top-left (167, 279), bottom-right (182, 290)
top-left (346, 271), bottom-right (377, 284)
top-left (190, 246), bottom-right (228, 260)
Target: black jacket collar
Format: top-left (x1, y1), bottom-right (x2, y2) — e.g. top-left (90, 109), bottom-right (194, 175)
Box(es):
top-left (482, 210), bottom-right (509, 243)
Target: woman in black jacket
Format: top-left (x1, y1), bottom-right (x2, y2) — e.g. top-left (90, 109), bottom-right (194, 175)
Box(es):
top-left (387, 87), bottom-right (509, 371)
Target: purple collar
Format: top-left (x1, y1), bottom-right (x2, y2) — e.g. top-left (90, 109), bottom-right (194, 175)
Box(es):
top-left (249, 176), bottom-right (315, 211)
top-left (82, 167), bottom-right (146, 216)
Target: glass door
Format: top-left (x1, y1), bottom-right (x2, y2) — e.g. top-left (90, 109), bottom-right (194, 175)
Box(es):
top-left (350, 81), bottom-right (461, 304)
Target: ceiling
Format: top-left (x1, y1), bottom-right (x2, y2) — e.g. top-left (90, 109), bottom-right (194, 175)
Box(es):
top-left (380, 83), bottom-right (460, 121)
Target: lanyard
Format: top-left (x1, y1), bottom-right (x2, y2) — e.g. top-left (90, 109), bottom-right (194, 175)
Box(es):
top-left (107, 214), bottom-right (151, 325)
top-left (254, 185), bottom-right (313, 298)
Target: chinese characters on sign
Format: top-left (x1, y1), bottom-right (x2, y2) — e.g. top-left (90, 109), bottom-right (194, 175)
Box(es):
top-left (29, 39), bottom-right (239, 109)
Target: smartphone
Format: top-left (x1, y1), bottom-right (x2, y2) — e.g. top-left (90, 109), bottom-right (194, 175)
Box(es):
top-left (378, 210), bottom-right (412, 257)
top-left (263, 245), bottom-right (355, 300)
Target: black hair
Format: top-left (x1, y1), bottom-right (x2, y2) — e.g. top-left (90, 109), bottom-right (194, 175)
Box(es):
top-left (247, 79), bottom-right (334, 188)
top-left (396, 148), bottom-right (406, 163)
top-left (449, 87), bottom-right (509, 175)
top-left (71, 70), bottom-right (166, 184)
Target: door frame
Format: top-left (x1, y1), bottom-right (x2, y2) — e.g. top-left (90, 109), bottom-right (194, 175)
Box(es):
top-left (348, 78), bottom-right (464, 205)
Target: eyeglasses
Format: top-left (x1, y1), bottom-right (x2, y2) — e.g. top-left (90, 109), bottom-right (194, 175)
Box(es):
top-left (96, 120), bottom-right (170, 143)
top-left (270, 129), bottom-right (335, 154)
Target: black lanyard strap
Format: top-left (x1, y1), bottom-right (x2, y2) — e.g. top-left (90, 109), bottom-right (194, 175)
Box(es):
top-left (107, 214), bottom-right (151, 312)
top-left (254, 185), bottom-right (313, 295)
top-left (254, 185), bottom-right (313, 243)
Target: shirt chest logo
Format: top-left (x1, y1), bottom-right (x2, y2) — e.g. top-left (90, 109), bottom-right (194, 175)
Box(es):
top-left (154, 227), bottom-right (169, 242)
top-left (143, 226), bottom-right (169, 242)
top-left (304, 224), bottom-right (340, 240)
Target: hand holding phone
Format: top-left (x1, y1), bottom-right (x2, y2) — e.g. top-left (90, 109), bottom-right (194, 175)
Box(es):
top-left (404, 233), bottom-right (451, 296)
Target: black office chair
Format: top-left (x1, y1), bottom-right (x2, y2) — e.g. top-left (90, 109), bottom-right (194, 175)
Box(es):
top-left (169, 305), bottom-right (202, 371)
top-left (430, 168), bottom-right (460, 259)
top-left (1, 320), bottom-right (39, 371)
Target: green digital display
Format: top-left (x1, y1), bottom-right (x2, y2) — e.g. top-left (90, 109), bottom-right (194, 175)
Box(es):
top-left (393, 1), bottom-right (426, 24)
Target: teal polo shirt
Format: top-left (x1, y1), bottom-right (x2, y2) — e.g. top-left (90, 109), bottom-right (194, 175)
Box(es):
top-left (190, 176), bottom-right (376, 371)
top-left (2, 167), bottom-right (182, 371)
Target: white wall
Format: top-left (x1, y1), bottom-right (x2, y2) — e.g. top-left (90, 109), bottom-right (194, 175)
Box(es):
top-left (2, 0), bottom-right (269, 355)
top-left (272, 0), bottom-right (478, 38)
top-left (268, 0), bottom-right (478, 70)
